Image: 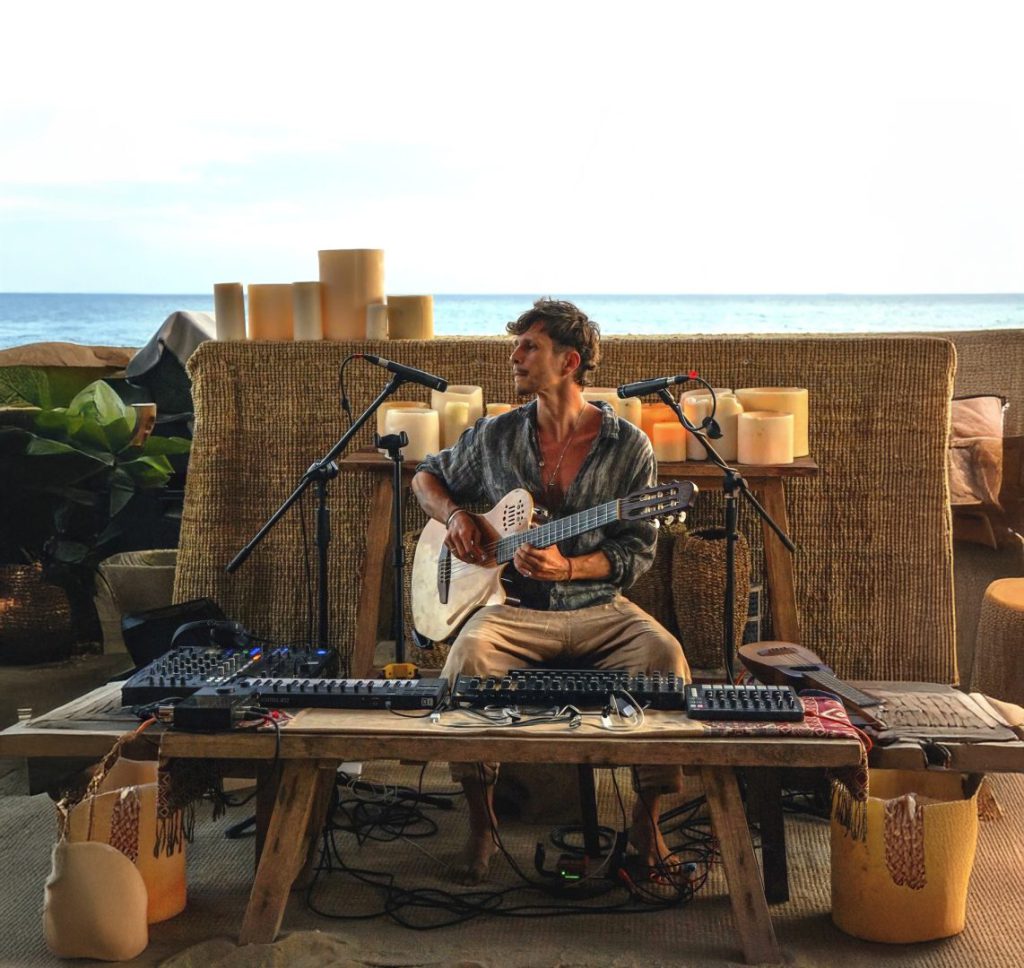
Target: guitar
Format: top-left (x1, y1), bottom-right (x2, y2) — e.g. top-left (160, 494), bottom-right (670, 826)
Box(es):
top-left (738, 640), bottom-right (883, 721)
top-left (411, 481), bottom-right (697, 643)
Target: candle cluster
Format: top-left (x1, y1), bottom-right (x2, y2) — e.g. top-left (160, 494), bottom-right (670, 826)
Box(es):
top-left (212, 249), bottom-right (434, 343)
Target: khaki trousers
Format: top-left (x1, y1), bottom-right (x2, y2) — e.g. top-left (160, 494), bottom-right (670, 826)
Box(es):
top-left (441, 597), bottom-right (690, 792)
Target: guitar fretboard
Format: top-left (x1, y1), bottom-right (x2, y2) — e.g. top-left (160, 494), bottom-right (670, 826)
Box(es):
top-left (494, 499), bottom-right (620, 562)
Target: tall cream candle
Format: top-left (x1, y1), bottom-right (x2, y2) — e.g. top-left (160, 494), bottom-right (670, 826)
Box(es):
top-left (682, 394), bottom-right (713, 460)
top-left (318, 249), bottom-right (385, 340)
top-left (213, 282), bottom-right (246, 341)
top-left (735, 387), bottom-right (809, 457)
top-left (383, 407), bottom-right (440, 462)
top-left (486, 403), bottom-right (513, 417)
top-left (291, 282), bottom-right (323, 340)
top-left (582, 388), bottom-right (622, 416)
top-left (737, 411), bottom-right (795, 465)
top-left (652, 422), bottom-right (687, 463)
top-left (386, 295), bottom-right (434, 340)
top-left (443, 401), bottom-right (471, 448)
top-left (431, 385), bottom-right (484, 445)
top-left (376, 401), bottom-right (425, 452)
top-left (247, 284), bottom-right (293, 340)
top-left (712, 392), bottom-right (744, 462)
top-left (619, 397), bottom-right (642, 427)
top-left (366, 303), bottom-right (389, 341)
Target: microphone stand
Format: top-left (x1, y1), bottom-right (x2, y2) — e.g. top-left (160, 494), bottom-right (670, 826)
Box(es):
top-left (375, 430), bottom-right (410, 665)
top-left (656, 388), bottom-right (796, 681)
top-left (226, 374), bottom-right (409, 674)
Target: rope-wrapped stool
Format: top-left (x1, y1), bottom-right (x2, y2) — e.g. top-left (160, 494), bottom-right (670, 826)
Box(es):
top-left (972, 577), bottom-right (1024, 705)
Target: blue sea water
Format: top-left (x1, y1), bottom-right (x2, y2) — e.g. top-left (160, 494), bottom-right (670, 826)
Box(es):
top-left (1, 292), bottom-right (1023, 351)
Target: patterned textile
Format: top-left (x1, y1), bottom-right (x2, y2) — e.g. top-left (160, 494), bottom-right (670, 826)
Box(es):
top-left (700, 695), bottom-right (870, 839)
top-left (883, 794), bottom-right (927, 889)
top-left (109, 787), bottom-right (141, 863)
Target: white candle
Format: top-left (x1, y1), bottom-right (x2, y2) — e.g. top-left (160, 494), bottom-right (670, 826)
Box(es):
top-left (582, 388), bottom-right (622, 416)
top-left (431, 385), bottom-right (484, 446)
top-left (735, 387), bottom-right (809, 457)
top-left (247, 284), bottom-right (293, 340)
top-left (682, 394), bottom-right (713, 460)
top-left (376, 401), bottom-right (425, 452)
top-left (737, 411), bottom-right (795, 465)
top-left (386, 295), bottom-right (434, 339)
top-left (443, 401), bottom-right (471, 448)
top-left (652, 422), bottom-right (687, 463)
top-left (619, 396), bottom-right (642, 427)
top-left (640, 403), bottom-right (676, 443)
top-left (213, 282), bottom-right (246, 341)
top-left (292, 282), bottom-right (323, 340)
top-left (383, 407), bottom-right (440, 462)
top-left (486, 403), bottom-right (513, 417)
top-left (713, 393), bottom-right (744, 462)
top-left (366, 303), bottom-right (388, 340)
top-left (318, 249), bottom-right (385, 340)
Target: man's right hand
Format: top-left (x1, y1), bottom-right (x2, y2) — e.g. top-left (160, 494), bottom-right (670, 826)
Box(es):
top-left (445, 510), bottom-right (497, 566)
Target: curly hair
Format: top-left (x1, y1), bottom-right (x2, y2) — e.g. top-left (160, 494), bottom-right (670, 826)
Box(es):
top-left (506, 298), bottom-right (601, 386)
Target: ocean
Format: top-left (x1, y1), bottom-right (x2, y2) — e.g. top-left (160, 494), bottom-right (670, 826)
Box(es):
top-left (1, 292), bottom-right (1023, 351)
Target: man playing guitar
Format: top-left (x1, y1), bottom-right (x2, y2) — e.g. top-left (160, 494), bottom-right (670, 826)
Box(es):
top-left (411, 299), bottom-right (690, 885)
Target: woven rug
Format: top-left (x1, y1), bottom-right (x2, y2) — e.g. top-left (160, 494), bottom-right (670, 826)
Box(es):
top-left (2, 762), bottom-right (1023, 967)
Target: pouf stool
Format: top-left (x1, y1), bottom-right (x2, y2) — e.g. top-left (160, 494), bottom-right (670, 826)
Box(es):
top-left (972, 578), bottom-right (1024, 705)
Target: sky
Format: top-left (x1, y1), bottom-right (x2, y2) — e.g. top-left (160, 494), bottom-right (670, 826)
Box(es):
top-left (1, 0), bottom-right (1022, 295)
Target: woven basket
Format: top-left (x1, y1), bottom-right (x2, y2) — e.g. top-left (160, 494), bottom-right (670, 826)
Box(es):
top-left (0, 563), bottom-right (76, 665)
top-left (623, 521), bottom-right (688, 642)
top-left (672, 528), bottom-right (750, 671)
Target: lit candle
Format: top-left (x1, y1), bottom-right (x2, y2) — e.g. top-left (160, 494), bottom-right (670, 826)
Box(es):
top-left (366, 303), bottom-right (388, 341)
top-left (619, 396), bottom-right (642, 427)
top-left (712, 393), bottom-right (744, 461)
top-left (377, 401), bottom-right (425, 452)
top-left (213, 282), bottom-right (246, 341)
top-left (652, 422), bottom-right (687, 463)
top-left (431, 385), bottom-right (484, 446)
top-left (640, 403), bottom-right (677, 443)
top-left (682, 394), bottom-right (713, 460)
top-left (383, 407), bottom-right (440, 462)
top-left (292, 282), bottom-right (323, 340)
top-left (582, 387), bottom-right (622, 416)
top-left (486, 403), bottom-right (513, 417)
top-left (735, 387), bottom-right (809, 457)
top-left (737, 411), bottom-right (795, 465)
top-left (247, 284), bottom-right (293, 340)
top-left (318, 249), bottom-right (385, 340)
top-left (443, 401), bottom-right (471, 448)
top-left (386, 295), bottom-right (434, 340)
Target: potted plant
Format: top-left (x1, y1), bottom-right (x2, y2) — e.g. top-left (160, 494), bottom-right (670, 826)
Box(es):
top-left (0, 377), bottom-right (190, 662)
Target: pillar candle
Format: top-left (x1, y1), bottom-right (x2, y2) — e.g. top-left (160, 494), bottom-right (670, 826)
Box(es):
top-left (444, 401), bottom-right (471, 448)
top-left (737, 411), bottom-right (795, 465)
top-left (383, 407), bottom-right (440, 462)
top-left (712, 392), bottom-right (744, 462)
top-left (376, 401), bottom-right (425, 452)
top-left (735, 387), bottom-right (809, 457)
top-left (652, 422), bottom-right (687, 463)
top-left (291, 282), bottom-right (323, 340)
top-left (619, 396), bottom-right (642, 427)
top-left (431, 385), bottom-right (484, 445)
top-left (386, 295), bottom-right (434, 340)
top-left (486, 403), bottom-right (513, 417)
top-left (366, 303), bottom-right (388, 340)
top-left (640, 402), bottom-right (677, 443)
top-left (213, 282), bottom-right (246, 341)
top-left (682, 394), bottom-right (713, 460)
top-left (582, 387), bottom-right (622, 416)
top-left (247, 284), bottom-right (293, 340)
top-left (318, 249), bottom-right (385, 340)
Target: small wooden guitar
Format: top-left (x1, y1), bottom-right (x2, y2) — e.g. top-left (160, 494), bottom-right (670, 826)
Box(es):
top-left (738, 640), bottom-right (882, 720)
top-left (411, 481), bottom-right (697, 643)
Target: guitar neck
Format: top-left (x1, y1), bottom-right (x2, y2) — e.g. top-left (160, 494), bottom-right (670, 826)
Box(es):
top-left (495, 499), bottom-right (620, 563)
top-left (803, 669), bottom-right (880, 709)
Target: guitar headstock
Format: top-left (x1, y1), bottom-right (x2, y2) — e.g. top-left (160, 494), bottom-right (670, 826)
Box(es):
top-left (620, 480), bottom-right (698, 524)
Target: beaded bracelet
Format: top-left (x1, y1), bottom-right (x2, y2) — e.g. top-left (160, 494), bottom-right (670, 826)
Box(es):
top-left (565, 558), bottom-right (574, 581)
top-left (445, 507), bottom-right (469, 528)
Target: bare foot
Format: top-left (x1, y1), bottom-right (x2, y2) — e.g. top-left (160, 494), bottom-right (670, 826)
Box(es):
top-left (453, 831), bottom-right (499, 885)
top-left (628, 794), bottom-right (679, 873)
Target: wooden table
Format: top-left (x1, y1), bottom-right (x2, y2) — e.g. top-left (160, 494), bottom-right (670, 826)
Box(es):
top-left (340, 450), bottom-right (819, 676)
top-left (0, 682), bottom-right (860, 966)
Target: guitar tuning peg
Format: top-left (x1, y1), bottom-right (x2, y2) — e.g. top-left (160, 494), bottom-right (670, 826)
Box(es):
top-left (662, 515), bottom-right (675, 526)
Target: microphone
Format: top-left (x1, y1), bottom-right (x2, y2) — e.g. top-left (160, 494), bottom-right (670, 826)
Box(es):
top-left (617, 371), bottom-right (699, 399)
top-left (358, 354), bottom-right (449, 392)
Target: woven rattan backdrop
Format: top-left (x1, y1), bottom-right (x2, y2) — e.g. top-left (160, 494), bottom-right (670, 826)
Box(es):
top-left (177, 335), bottom-right (956, 682)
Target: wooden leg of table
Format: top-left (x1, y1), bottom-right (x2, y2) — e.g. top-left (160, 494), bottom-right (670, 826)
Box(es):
top-left (254, 762), bottom-right (278, 868)
top-left (352, 479), bottom-right (393, 677)
top-left (745, 768), bottom-right (789, 903)
top-left (701, 766), bottom-right (780, 966)
top-left (295, 764), bottom-right (339, 889)
top-left (760, 479), bottom-right (800, 644)
top-left (239, 760), bottom-right (325, 945)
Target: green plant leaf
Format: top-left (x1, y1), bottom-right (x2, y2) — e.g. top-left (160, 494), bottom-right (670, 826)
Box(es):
top-left (119, 454), bottom-right (173, 489)
top-left (66, 381), bottom-right (137, 453)
top-left (138, 435), bottom-right (192, 456)
top-left (0, 367), bottom-right (52, 407)
top-left (34, 407), bottom-right (85, 439)
top-left (109, 467), bottom-right (137, 517)
top-left (49, 539), bottom-right (92, 565)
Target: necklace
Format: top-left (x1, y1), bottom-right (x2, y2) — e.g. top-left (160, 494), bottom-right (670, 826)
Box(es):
top-left (538, 405), bottom-right (586, 491)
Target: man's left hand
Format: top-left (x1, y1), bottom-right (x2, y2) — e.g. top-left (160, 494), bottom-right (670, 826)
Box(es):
top-left (514, 543), bottom-right (571, 582)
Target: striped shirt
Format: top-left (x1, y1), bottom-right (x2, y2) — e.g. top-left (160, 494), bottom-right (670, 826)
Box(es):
top-left (415, 400), bottom-right (658, 610)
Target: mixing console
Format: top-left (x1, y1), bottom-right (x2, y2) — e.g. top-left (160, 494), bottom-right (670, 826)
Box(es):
top-left (453, 668), bottom-right (687, 709)
top-left (121, 644), bottom-right (336, 705)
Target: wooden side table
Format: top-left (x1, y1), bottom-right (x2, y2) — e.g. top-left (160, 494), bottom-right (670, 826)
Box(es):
top-left (339, 450), bottom-right (818, 677)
